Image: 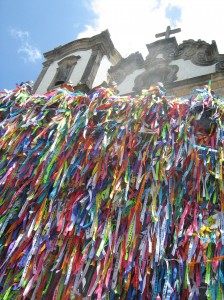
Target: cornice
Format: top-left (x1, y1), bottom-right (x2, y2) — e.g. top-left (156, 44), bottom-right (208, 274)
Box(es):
top-left (43, 30), bottom-right (122, 64)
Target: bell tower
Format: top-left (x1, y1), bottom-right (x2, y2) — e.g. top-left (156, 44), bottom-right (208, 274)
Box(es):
top-left (33, 30), bottom-right (121, 94)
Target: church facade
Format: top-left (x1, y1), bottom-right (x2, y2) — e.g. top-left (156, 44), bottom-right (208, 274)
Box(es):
top-left (33, 30), bottom-right (122, 94)
top-left (33, 27), bottom-right (224, 97)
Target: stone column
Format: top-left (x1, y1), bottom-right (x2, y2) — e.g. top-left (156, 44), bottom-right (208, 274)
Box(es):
top-left (80, 45), bottom-right (104, 88)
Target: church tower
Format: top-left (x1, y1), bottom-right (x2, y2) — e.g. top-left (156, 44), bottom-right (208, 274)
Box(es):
top-left (33, 30), bottom-right (121, 94)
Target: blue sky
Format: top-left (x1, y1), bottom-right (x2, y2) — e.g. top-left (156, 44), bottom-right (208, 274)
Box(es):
top-left (0, 0), bottom-right (94, 89)
top-left (1, 0), bottom-right (224, 90)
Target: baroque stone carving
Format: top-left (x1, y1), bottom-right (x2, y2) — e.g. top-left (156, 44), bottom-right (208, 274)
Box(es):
top-left (146, 37), bottom-right (178, 61)
top-left (108, 52), bottom-right (144, 84)
top-left (173, 39), bottom-right (219, 66)
top-left (216, 60), bottom-right (224, 71)
top-left (133, 60), bottom-right (179, 92)
top-left (107, 36), bottom-right (224, 95)
top-left (216, 54), bottom-right (224, 71)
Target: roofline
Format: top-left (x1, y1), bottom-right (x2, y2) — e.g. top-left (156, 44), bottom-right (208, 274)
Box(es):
top-left (43, 29), bottom-right (122, 64)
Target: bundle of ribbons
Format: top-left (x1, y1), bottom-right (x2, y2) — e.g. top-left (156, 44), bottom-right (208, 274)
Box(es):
top-left (0, 83), bottom-right (223, 300)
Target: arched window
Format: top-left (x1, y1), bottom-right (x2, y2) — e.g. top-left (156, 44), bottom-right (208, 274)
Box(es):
top-left (48, 55), bottom-right (80, 90)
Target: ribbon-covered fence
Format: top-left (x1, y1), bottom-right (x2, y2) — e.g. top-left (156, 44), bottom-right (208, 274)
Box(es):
top-left (0, 83), bottom-right (223, 299)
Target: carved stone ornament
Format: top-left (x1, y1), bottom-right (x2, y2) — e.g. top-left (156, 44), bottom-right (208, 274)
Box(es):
top-left (108, 52), bottom-right (144, 84)
top-left (133, 60), bottom-right (179, 92)
top-left (216, 60), bottom-right (224, 71)
top-left (173, 39), bottom-right (219, 66)
top-left (216, 54), bottom-right (224, 71)
top-left (146, 37), bottom-right (178, 61)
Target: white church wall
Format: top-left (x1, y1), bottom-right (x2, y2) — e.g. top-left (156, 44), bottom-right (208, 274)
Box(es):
top-left (36, 60), bottom-right (57, 94)
top-left (35, 49), bottom-right (92, 94)
top-left (70, 50), bottom-right (92, 85)
top-left (170, 59), bottom-right (216, 81)
top-left (118, 69), bottom-right (145, 95)
top-left (92, 56), bottom-right (112, 87)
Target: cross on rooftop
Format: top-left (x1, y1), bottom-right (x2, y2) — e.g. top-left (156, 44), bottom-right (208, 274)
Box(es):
top-left (155, 26), bottom-right (181, 39)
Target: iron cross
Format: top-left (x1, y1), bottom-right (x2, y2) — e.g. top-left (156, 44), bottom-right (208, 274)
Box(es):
top-left (155, 26), bottom-right (181, 39)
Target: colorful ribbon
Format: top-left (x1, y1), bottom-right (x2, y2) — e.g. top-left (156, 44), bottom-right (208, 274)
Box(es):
top-left (0, 83), bottom-right (223, 299)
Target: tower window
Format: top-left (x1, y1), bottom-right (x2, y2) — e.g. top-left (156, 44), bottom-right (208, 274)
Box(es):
top-left (48, 55), bottom-right (80, 90)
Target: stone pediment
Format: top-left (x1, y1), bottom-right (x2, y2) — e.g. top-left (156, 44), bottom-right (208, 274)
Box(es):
top-left (133, 39), bottom-right (180, 93)
top-left (108, 36), bottom-right (224, 95)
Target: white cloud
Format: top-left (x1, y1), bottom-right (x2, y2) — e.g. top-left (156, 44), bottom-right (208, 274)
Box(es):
top-left (18, 43), bottom-right (42, 63)
top-left (10, 28), bottom-right (42, 63)
top-left (77, 0), bottom-right (224, 58)
top-left (10, 29), bottom-right (30, 40)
